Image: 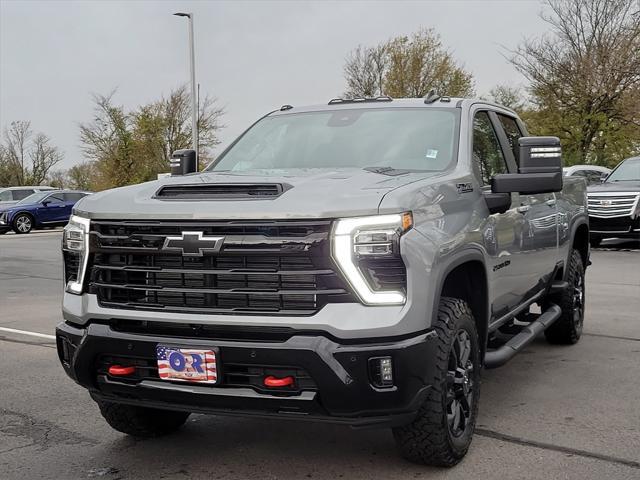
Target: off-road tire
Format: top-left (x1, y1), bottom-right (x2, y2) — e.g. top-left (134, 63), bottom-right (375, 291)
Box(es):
top-left (393, 298), bottom-right (481, 467)
top-left (12, 213), bottom-right (34, 234)
top-left (544, 249), bottom-right (585, 345)
top-left (96, 400), bottom-right (190, 438)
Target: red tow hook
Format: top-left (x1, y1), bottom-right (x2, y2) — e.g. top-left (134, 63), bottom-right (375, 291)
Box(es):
top-left (264, 375), bottom-right (294, 388)
top-left (108, 365), bottom-right (136, 377)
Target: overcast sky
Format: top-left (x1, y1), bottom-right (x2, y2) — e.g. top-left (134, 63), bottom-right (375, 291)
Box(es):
top-left (0, 0), bottom-right (550, 170)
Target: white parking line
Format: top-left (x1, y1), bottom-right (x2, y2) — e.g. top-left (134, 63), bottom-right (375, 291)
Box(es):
top-left (0, 326), bottom-right (56, 340)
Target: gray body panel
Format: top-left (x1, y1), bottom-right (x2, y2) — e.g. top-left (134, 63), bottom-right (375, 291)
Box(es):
top-left (65, 99), bottom-right (588, 341)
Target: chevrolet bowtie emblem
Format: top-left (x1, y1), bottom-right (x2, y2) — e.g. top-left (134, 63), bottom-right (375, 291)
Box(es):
top-left (162, 231), bottom-right (225, 256)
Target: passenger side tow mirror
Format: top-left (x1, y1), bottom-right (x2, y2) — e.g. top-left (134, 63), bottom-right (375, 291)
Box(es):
top-left (492, 136), bottom-right (563, 195)
top-left (42, 200), bottom-right (51, 206)
top-left (170, 149), bottom-right (197, 176)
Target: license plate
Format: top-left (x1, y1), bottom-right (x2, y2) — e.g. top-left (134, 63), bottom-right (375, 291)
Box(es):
top-left (156, 345), bottom-right (218, 384)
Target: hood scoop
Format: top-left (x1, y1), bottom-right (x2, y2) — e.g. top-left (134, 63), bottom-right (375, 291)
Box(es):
top-left (155, 183), bottom-right (289, 200)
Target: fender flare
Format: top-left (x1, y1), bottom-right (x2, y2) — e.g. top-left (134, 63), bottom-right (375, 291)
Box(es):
top-left (430, 247), bottom-right (490, 348)
top-left (565, 216), bottom-right (590, 278)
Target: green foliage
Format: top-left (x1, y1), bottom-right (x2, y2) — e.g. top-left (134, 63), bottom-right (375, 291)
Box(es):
top-left (509, 0), bottom-right (640, 167)
top-left (344, 28), bottom-right (474, 99)
top-left (78, 86), bottom-right (224, 191)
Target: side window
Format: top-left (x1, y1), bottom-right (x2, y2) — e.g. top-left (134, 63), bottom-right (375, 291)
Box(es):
top-left (472, 111), bottom-right (508, 187)
top-left (63, 193), bottom-right (84, 202)
top-left (0, 190), bottom-right (14, 201)
top-left (47, 193), bottom-right (65, 203)
top-left (497, 114), bottom-right (523, 162)
top-left (13, 189), bottom-right (35, 200)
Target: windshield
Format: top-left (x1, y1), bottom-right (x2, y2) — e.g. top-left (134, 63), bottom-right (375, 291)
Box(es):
top-left (17, 192), bottom-right (49, 205)
top-left (606, 158), bottom-right (640, 182)
top-left (209, 108), bottom-right (459, 172)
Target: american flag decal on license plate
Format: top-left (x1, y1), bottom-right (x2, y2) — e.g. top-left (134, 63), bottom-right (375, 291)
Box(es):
top-left (156, 346), bottom-right (218, 384)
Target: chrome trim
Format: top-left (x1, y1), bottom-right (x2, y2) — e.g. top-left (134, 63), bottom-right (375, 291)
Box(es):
top-left (587, 191), bottom-right (639, 219)
top-left (591, 229), bottom-right (632, 234)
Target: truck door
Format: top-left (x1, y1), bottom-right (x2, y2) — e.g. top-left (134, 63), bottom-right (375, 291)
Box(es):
top-left (472, 110), bottom-right (528, 316)
top-left (494, 113), bottom-right (559, 298)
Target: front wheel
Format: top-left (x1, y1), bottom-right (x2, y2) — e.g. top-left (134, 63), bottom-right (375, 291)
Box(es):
top-left (96, 400), bottom-right (190, 438)
top-left (12, 213), bottom-right (33, 234)
top-left (393, 298), bottom-right (481, 467)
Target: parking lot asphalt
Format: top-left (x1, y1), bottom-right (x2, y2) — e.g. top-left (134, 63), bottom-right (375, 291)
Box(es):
top-left (0, 232), bottom-right (638, 479)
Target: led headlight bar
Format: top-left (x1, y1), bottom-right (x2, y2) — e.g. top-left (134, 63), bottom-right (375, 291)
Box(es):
top-left (332, 213), bottom-right (412, 305)
top-left (62, 215), bottom-right (90, 295)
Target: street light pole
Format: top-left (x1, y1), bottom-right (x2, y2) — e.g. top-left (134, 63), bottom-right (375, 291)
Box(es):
top-left (173, 12), bottom-right (198, 167)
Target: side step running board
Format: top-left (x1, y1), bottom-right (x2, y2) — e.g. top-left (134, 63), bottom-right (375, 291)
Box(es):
top-left (484, 304), bottom-right (562, 369)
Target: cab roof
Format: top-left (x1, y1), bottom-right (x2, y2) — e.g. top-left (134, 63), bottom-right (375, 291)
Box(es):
top-left (269, 97), bottom-right (516, 116)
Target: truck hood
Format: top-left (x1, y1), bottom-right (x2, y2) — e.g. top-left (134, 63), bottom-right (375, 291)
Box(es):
top-left (74, 168), bottom-right (434, 220)
top-left (588, 181), bottom-right (640, 193)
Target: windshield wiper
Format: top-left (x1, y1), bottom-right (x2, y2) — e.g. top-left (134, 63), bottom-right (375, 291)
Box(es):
top-left (364, 166), bottom-right (411, 176)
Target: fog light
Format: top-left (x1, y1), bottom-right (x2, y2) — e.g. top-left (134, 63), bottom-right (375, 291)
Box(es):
top-left (369, 356), bottom-right (394, 388)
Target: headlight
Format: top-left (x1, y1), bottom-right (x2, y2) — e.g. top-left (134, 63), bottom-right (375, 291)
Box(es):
top-left (332, 212), bottom-right (412, 305)
top-left (62, 214), bottom-right (90, 294)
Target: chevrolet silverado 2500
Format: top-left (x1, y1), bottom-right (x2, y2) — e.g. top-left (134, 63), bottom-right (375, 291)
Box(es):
top-left (56, 96), bottom-right (589, 467)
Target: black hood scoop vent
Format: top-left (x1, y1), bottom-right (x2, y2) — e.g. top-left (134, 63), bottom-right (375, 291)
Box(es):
top-left (155, 183), bottom-right (289, 200)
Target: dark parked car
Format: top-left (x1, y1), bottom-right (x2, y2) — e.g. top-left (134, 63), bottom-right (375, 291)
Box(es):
top-left (0, 190), bottom-right (91, 234)
top-left (587, 156), bottom-right (640, 247)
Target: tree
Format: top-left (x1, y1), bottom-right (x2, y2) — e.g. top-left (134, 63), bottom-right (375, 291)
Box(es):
top-left (509, 0), bottom-right (640, 166)
top-left (0, 121), bottom-right (63, 186)
top-left (47, 170), bottom-right (68, 189)
top-left (486, 85), bottom-right (527, 112)
top-left (2, 121), bottom-right (31, 185)
top-left (343, 29), bottom-right (475, 99)
top-left (29, 133), bottom-right (64, 185)
top-left (343, 45), bottom-right (388, 97)
top-left (67, 161), bottom-right (96, 191)
top-left (79, 86), bottom-right (224, 190)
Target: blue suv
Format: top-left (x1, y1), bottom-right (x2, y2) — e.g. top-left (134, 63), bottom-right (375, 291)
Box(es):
top-left (0, 190), bottom-right (91, 234)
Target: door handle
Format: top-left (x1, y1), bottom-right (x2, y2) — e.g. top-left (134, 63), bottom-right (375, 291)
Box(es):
top-left (517, 205), bottom-right (530, 214)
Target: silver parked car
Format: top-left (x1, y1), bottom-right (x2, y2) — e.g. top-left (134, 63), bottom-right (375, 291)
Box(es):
top-left (0, 185), bottom-right (57, 207)
top-left (563, 164), bottom-right (611, 185)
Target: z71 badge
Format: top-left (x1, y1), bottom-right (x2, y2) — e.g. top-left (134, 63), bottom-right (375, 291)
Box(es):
top-left (456, 183), bottom-right (474, 194)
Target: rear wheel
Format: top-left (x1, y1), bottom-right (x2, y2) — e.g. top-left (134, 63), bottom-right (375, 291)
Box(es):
top-left (96, 400), bottom-right (190, 438)
top-left (544, 249), bottom-right (585, 344)
top-left (393, 298), bottom-right (480, 467)
top-left (12, 213), bottom-right (33, 234)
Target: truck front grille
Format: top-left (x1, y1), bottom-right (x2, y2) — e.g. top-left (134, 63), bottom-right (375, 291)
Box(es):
top-left (587, 193), bottom-right (639, 218)
top-left (88, 220), bottom-right (355, 315)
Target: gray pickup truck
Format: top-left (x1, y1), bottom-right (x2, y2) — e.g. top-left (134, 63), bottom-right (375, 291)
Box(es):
top-left (56, 96), bottom-right (589, 467)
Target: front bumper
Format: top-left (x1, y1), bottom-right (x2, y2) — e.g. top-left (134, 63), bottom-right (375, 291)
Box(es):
top-left (589, 215), bottom-right (640, 238)
top-left (56, 321), bottom-right (438, 428)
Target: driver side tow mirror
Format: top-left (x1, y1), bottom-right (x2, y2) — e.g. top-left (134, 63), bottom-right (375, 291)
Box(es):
top-left (492, 136), bottom-right (563, 195)
top-left (600, 173), bottom-right (608, 183)
top-left (42, 200), bottom-right (51, 206)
